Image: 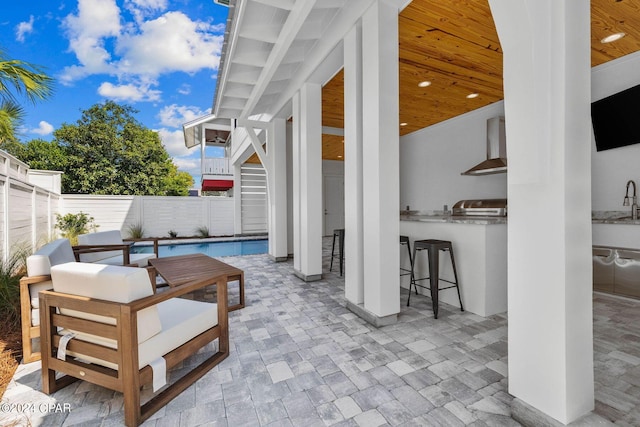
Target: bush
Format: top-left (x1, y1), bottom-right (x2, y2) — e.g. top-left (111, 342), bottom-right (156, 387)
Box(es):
top-left (195, 226), bottom-right (209, 238)
top-left (55, 212), bottom-right (98, 245)
top-left (126, 222), bottom-right (145, 239)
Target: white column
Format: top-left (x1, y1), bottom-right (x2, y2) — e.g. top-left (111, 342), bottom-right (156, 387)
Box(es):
top-left (292, 87), bottom-right (323, 281)
top-left (200, 127), bottom-right (206, 180)
top-left (293, 83), bottom-right (323, 281)
top-left (268, 118), bottom-right (288, 261)
top-left (361, 0), bottom-right (400, 318)
top-left (490, 0), bottom-right (593, 424)
top-left (292, 92), bottom-right (302, 273)
top-left (344, 23), bottom-right (365, 305)
top-left (233, 163), bottom-right (242, 235)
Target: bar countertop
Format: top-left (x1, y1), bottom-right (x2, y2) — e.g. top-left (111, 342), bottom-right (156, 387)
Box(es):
top-left (400, 213), bottom-right (506, 225)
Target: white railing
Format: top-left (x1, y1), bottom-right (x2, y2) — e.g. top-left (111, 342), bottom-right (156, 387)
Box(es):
top-left (203, 158), bottom-right (231, 175)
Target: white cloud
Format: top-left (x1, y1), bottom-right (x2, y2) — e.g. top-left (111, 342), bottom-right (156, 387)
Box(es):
top-left (125, 0), bottom-right (168, 24)
top-left (172, 157), bottom-right (199, 172)
top-left (16, 15), bottom-right (34, 42)
top-left (98, 80), bottom-right (161, 102)
top-left (177, 84), bottom-right (191, 95)
top-left (157, 128), bottom-right (195, 157)
top-left (60, 2), bottom-right (224, 87)
top-left (158, 104), bottom-right (207, 128)
top-left (29, 121), bottom-right (54, 135)
top-left (116, 11), bottom-right (223, 76)
top-left (60, 0), bottom-right (121, 83)
top-left (128, 0), bottom-right (168, 9)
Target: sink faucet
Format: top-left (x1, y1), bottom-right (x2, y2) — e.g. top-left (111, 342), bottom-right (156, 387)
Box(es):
top-left (624, 180), bottom-right (638, 220)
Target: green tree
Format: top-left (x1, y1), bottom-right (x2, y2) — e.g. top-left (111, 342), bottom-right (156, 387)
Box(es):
top-left (164, 170), bottom-right (194, 196)
top-left (0, 48), bottom-right (54, 142)
top-left (18, 138), bottom-right (66, 170)
top-left (53, 101), bottom-right (190, 195)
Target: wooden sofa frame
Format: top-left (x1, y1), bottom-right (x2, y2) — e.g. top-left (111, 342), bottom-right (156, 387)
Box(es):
top-left (72, 237), bottom-right (159, 265)
top-left (20, 274), bottom-right (50, 363)
top-left (39, 274), bottom-right (228, 427)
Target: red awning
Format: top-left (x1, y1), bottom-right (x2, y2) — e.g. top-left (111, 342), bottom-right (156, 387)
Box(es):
top-left (202, 179), bottom-right (234, 192)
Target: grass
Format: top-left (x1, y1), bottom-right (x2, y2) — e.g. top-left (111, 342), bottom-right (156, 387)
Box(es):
top-left (195, 226), bottom-right (209, 238)
top-left (126, 222), bottom-right (145, 239)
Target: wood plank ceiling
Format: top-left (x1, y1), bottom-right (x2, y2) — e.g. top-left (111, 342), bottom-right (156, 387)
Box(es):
top-left (251, 0), bottom-right (640, 163)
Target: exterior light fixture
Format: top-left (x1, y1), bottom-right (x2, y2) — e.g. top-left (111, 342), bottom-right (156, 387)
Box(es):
top-left (601, 32), bottom-right (625, 43)
top-left (466, 93), bottom-right (479, 99)
top-left (418, 81), bottom-right (431, 87)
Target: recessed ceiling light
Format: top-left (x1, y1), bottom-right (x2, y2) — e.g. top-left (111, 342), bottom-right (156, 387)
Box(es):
top-left (601, 32), bottom-right (625, 43)
top-left (418, 80), bottom-right (431, 87)
top-left (466, 93), bottom-right (479, 99)
top-left (337, 155), bottom-right (343, 158)
top-left (400, 122), bottom-right (408, 126)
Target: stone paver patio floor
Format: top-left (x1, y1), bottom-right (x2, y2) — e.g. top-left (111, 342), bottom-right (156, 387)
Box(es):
top-left (2, 237), bottom-right (638, 426)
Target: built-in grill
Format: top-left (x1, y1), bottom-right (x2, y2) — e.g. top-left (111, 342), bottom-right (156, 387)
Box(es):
top-left (452, 199), bottom-right (507, 217)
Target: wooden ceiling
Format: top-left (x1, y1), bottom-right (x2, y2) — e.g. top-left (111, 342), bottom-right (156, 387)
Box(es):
top-left (251, 0), bottom-right (640, 164)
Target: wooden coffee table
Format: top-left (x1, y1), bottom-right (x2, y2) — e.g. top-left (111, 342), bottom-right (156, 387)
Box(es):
top-left (149, 253), bottom-right (244, 311)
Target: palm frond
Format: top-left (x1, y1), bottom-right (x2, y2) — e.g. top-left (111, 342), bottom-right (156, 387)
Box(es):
top-left (0, 100), bottom-right (25, 143)
top-left (0, 52), bottom-right (54, 104)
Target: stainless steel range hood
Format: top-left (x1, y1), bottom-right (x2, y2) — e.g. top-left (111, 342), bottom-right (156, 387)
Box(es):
top-left (462, 117), bottom-right (507, 176)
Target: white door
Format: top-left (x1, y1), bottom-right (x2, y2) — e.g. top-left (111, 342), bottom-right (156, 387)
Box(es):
top-left (324, 175), bottom-right (344, 236)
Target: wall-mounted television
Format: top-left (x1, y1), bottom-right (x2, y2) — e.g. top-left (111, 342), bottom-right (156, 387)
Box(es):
top-left (592, 83), bottom-right (640, 152)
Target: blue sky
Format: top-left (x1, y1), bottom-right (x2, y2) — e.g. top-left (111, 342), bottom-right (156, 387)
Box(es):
top-left (1, 0), bottom-right (229, 185)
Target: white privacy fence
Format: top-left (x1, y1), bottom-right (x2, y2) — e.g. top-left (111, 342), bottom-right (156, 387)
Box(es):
top-left (0, 149), bottom-right (268, 261)
top-left (60, 195), bottom-right (235, 239)
top-left (0, 152), bottom-right (61, 260)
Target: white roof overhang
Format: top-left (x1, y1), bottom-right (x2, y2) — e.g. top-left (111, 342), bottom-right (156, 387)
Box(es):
top-left (213, 0), bottom-right (411, 121)
top-left (182, 114), bottom-right (232, 148)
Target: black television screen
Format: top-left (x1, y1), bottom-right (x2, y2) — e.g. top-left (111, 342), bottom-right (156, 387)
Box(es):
top-left (592, 84), bottom-right (640, 152)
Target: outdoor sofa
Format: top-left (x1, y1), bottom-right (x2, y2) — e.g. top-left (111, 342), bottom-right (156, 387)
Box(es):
top-left (39, 262), bottom-right (229, 426)
top-left (19, 235), bottom-right (156, 363)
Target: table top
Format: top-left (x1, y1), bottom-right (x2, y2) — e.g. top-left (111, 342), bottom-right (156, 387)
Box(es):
top-left (149, 253), bottom-right (243, 286)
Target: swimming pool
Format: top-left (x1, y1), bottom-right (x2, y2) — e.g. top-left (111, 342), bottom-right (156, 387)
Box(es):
top-left (132, 239), bottom-right (268, 258)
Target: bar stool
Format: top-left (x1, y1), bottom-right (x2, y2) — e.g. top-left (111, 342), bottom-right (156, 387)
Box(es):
top-left (409, 239), bottom-right (464, 319)
top-left (399, 236), bottom-right (414, 286)
top-left (330, 228), bottom-right (345, 276)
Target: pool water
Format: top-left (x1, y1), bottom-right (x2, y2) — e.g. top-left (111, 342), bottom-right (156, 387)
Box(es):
top-left (132, 239), bottom-right (268, 258)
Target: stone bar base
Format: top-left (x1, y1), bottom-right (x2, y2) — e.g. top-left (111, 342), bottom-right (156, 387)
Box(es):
top-left (511, 398), bottom-right (612, 427)
top-left (293, 270), bottom-right (322, 282)
top-left (346, 301), bottom-right (397, 327)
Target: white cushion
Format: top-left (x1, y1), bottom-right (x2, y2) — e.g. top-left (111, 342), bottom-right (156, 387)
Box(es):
top-left (77, 230), bottom-right (125, 263)
top-left (95, 253), bottom-right (156, 267)
top-left (51, 262), bottom-right (161, 343)
top-left (31, 308), bottom-right (40, 327)
top-left (26, 239), bottom-right (76, 276)
top-left (61, 298), bottom-right (218, 370)
top-left (29, 281), bottom-right (53, 308)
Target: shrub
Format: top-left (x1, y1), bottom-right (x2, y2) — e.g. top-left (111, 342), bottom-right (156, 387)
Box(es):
top-left (126, 222), bottom-right (145, 239)
top-left (168, 230), bottom-right (178, 238)
top-left (0, 247), bottom-right (28, 331)
top-left (55, 212), bottom-right (98, 245)
top-left (195, 226), bottom-right (209, 238)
